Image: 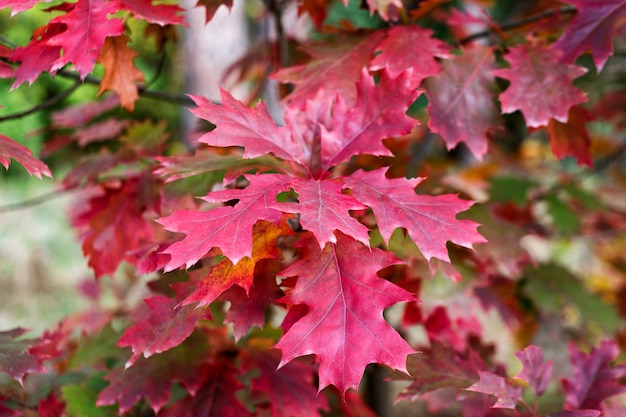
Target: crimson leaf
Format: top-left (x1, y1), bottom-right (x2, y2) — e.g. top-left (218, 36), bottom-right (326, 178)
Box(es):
top-left (514, 345), bottom-right (552, 397)
top-left (275, 232), bottom-right (415, 395)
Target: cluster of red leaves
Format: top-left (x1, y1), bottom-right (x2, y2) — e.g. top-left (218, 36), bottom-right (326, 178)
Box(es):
top-left (1, 0), bottom-right (626, 416)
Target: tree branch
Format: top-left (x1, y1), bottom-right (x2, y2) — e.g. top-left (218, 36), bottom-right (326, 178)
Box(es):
top-left (0, 189), bottom-right (69, 213)
top-left (0, 81), bottom-right (80, 123)
top-left (459, 5), bottom-right (577, 45)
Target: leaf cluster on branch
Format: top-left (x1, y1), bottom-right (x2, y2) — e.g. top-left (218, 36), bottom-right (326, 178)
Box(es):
top-left (1, 0), bottom-right (626, 416)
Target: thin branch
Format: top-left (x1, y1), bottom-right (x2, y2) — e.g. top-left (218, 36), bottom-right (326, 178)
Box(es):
top-left (0, 189), bottom-right (69, 213)
top-left (459, 5), bottom-right (577, 45)
top-left (0, 80), bottom-right (80, 123)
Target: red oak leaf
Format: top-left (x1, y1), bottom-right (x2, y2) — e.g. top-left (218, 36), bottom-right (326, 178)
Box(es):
top-left (51, 94), bottom-right (119, 128)
top-left (340, 390), bottom-right (378, 417)
top-left (118, 296), bottom-right (210, 366)
top-left (177, 220), bottom-right (284, 312)
top-left (158, 359), bottom-right (252, 417)
top-left (548, 411), bottom-right (602, 417)
top-left (244, 350), bottom-right (329, 417)
top-left (189, 92), bottom-right (303, 164)
top-left (97, 35), bottom-right (145, 112)
top-left (398, 342), bottom-right (484, 401)
top-left (0, 328), bottom-right (44, 386)
top-left (493, 44), bottom-right (587, 128)
top-left (425, 46), bottom-right (500, 160)
top-left (195, 0), bottom-right (234, 24)
top-left (271, 178), bottom-right (370, 248)
top-left (9, 22), bottom-right (64, 87)
top-left (119, 0), bottom-right (185, 25)
top-left (275, 232), bottom-right (415, 395)
top-left (514, 345), bottom-right (552, 397)
top-left (343, 168), bottom-right (483, 263)
top-left (369, 25), bottom-right (450, 89)
top-left (71, 177), bottom-right (160, 278)
top-left (272, 31), bottom-right (386, 107)
top-left (562, 340), bottom-right (626, 410)
top-left (361, 0), bottom-right (401, 21)
top-left (0, 134), bottom-right (52, 178)
top-left (38, 393), bottom-right (65, 417)
top-left (550, 0), bottom-right (626, 71)
top-left (160, 174), bottom-right (286, 269)
top-left (98, 333), bottom-right (210, 413)
top-left (0, 0), bottom-right (53, 15)
top-left (465, 371), bottom-right (522, 409)
top-left (220, 259), bottom-right (285, 339)
top-left (548, 105), bottom-right (593, 167)
top-left (320, 70), bottom-right (419, 172)
top-left (47, 0), bottom-right (124, 78)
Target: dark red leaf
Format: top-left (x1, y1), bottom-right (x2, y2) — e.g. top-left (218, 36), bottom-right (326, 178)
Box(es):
top-left (547, 105), bottom-right (593, 167)
top-left (195, 0), bottom-right (234, 24)
top-left (0, 328), bottom-right (44, 386)
top-left (465, 371), bottom-right (522, 409)
top-left (119, 0), bottom-right (185, 25)
top-left (117, 296), bottom-right (210, 366)
top-left (38, 393), bottom-right (65, 417)
top-left (550, 0), bottom-right (626, 71)
top-left (562, 340), bottom-right (626, 410)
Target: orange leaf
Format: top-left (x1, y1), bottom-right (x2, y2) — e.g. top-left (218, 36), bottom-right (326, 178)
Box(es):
top-left (97, 35), bottom-right (144, 112)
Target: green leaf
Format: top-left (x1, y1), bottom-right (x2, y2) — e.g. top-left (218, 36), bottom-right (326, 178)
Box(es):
top-left (489, 176), bottom-right (536, 206)
top-left (544, 194), bottom-right (579, 233)
top-left (62, 383), bottom-right (118, 417)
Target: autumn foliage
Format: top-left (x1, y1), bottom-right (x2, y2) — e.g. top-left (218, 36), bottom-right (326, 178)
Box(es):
top-left (1, 0), bottom-right (626, 416)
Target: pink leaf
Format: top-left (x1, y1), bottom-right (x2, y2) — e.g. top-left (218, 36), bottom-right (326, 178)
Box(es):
top-left (344, 168), bottom-right (484, 263)
top-left (425, 46), bottom-right (500, 160)
top-left (320, 70), bottom-right (418, 171)
top-left (119, 0), bottom-right (185, 25)
top-left (0, 0), bottom-right (52, 15)
top-left (465, 371), bottom-right (522, 409)
top-left (0, 134), bottom-right (52, 178)
top-left (514, 345), bottom-right (553, 397)
top-left (275, 232), bottom-right (415, 395)
top-left (271, 177), bottom-right (370, 248)
top-left (493, 43), bottom-right (587, 128)
top-left (369, 26), bottom-right (450, 89)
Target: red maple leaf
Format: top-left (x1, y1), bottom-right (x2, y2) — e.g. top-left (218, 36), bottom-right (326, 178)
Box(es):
top-left (319, 70), bottom-right (418, 172)
top-left (398, 342), bottom-right (484, 401)
top-left (547, 105), bottom-right (593, 167)
top-left (272, 32), bottom-right (386, 107)
top-left (0, 328), bottom-right (44, 386)
top-left (562, 340), bottom-right (626, 410)
top-left (160, 174), bottom-right (286, 269)
top-left (271, 177), bottom-right (370, 248)
top-left (158, 359), bottom-right (252, 417)
top-left (244, 349), bottom-right (329, 417)
top-left (0, 0), bottom-right (53, 15)
top-left (275, 232), bottom-right (415, 395)
top-left (0, 134), bottom-right (52, 178)
top-left (71, 177), bottom-right (160, 278)
top-left (514, 345), bottom-right (552, 397)
top-left (117, 296), bottom-right (210, 366)
top-left (38, 393), bottom-right (65, 417)
top-left (119, 0), bottom-right (185, 25)
top-left (550, 0), bottom-right (626, 71)
top-left (47, 0), bottom-right (124, 78)
top-left (98, 333), bottom-right (210, 414)
top-left (9, 22), bottom-right (64, 87)
top-left (425, 46), bottom-right (501, 160)
top-left (369, 25), bottom-right (450, 89)
top-left (465, 371), bottom-right (522, 409)
top-left (493, 43), bottom-right (587, 128)
top-left (344, 168), bottom-right (484, 263)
